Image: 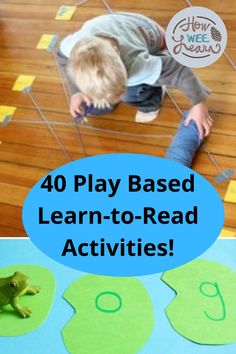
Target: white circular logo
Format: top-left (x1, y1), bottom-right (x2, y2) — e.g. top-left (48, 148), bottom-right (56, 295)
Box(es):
top-left (166, 6), bottom-right (227, 68)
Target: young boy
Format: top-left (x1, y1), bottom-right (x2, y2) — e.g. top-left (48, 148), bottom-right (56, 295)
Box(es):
top-left (58, 12), bottom-right (213, 140)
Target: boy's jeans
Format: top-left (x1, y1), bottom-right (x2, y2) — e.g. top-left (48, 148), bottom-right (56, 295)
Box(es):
top-left (166, 112), bottom-right (202, 167)
top-left (57, 50), bottom-right (163, 114)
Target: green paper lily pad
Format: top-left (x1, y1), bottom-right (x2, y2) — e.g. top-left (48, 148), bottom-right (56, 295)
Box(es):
top-left (62, 275), bottom-right (154, 354)
top-left (162, 259), bottom-right (236, 345)
top-left (0, 264), bottom-right (55, 336)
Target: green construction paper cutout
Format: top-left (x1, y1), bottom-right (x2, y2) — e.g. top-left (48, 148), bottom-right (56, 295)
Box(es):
top-left (162, 259), bottom-right (236, 345)
top-left (0, 265), bottom-right (55, 337)
top-left (62, 275), bottom-right (154, 354)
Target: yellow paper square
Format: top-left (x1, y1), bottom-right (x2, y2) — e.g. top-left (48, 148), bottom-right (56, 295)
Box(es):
top-left (13, 75), bottom-right (35, 92)
top-left (224, 180), bottom-right (236, 203)
top-left (37, 34), bottom-right (56, 50)
top-left (55, 6), bottom-right (76, 20)
top-left (0, 106), bottom-right (16, 123)
top-left (219, 228), bottom-right (236, 238)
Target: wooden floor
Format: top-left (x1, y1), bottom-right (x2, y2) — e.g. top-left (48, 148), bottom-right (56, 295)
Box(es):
top-left (0, 0), bottom-right (236, 237)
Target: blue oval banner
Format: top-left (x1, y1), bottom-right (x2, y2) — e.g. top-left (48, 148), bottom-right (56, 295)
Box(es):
top-left (22, 154), bottom-right (224, 276)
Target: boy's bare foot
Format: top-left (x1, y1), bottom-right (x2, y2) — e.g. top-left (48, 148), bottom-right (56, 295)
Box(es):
top-left (135, 109), bottom-right (160, 123)
top-left (135, 86), bottom-right (166, 123)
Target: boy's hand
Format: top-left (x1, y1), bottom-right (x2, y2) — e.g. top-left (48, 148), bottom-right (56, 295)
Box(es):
top-left (70, 92), bottom-right (92, 117)
top-left (185, 102), bottom-right (213, 140)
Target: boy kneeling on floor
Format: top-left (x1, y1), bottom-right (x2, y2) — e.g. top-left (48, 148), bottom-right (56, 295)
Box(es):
top-left (58, 12), bottom-right (213, 144)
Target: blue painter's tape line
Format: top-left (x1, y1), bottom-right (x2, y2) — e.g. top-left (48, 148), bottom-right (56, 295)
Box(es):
top-left (1, 115), bottom-right (12, 126)
top-left (47, 35), bottom-right (59, 53)
top-left (59, 6), bottom-right (68, 16)
top-left (215, 168), bottom-right (234, 184)
top-left (22, 86), bottom-right (32, 94)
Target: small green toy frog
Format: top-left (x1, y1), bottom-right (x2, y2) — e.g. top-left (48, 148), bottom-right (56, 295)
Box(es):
top-left (0, 271), bottom-right (40, 318)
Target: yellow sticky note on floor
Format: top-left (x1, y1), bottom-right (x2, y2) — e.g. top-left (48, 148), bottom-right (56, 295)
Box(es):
top-left (12, 75), bottom-right (35, 93)
top-left (0, 106), bottom-right (16, 125)
top-left (224, 180), bottom-right (236, 203)
top-left (219, 228), bottom-right (236, 238)
top-left (36, 34), bottom-right (59, 51)
top-left (55, 6), bottom-right (76, 20)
